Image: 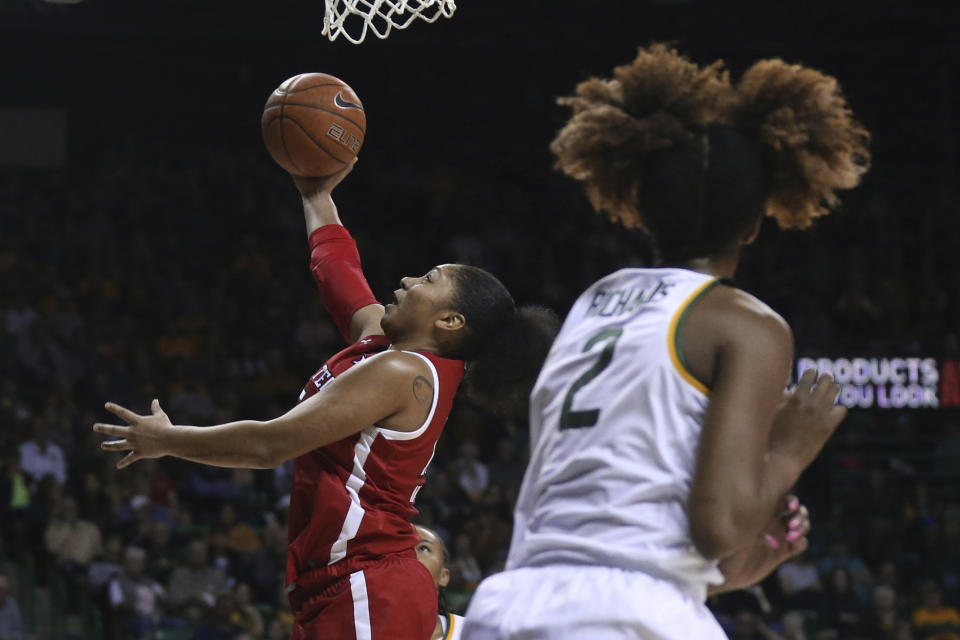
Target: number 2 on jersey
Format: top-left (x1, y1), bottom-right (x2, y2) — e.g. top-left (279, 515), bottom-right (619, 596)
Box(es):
top-left (559, 327), bottom-right (623, 430)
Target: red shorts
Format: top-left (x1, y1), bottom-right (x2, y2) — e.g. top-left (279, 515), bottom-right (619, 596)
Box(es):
top-left (289, 551), bottom-right (437, 640)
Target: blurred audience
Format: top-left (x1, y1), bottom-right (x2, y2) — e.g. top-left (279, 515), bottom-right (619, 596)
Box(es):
top-left (776, 554), bottom-right (823, 610)
top-left (106, 547), bottom-right (170, 639)
top-left (0, 574), bottom-right (22, 640)
top-left (0, 138), bottom-right (958, 639)
top-left (167, 539), bottom-right (230, 612)
top-left (18, 416), bottom-right (66, 492)
top-left (912, 579), bottom-right (960, 640)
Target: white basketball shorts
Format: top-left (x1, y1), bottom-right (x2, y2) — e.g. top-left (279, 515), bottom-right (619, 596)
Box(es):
top-left (462, 565), bottom-right (727, 640)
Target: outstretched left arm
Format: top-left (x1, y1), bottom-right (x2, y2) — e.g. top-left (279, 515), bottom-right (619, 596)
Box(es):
top-left (708, 495), bottom-right (810, 596)
top-left (93, 351), bottom-right (427, 470)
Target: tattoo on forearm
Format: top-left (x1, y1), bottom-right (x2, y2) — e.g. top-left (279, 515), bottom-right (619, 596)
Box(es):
top-left (412, 375), bottom-right (434, 404)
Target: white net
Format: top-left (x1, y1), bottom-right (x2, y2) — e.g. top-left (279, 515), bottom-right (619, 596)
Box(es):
top-left (323, 0), bottom-right (456, 44)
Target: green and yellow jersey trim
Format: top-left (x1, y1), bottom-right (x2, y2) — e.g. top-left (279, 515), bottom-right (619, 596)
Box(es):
top-left (443, 613), bottom-right (456, 640)
top-left (667, 278), bottom-right (721, 396)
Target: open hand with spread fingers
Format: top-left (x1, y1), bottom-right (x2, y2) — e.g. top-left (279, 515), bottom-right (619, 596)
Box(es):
top-left (768, 368), bottom-right (848, 472)
top-left (93, 399), bottom-right (174, 469)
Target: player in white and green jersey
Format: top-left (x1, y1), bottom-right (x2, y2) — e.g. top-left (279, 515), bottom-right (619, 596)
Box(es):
top-left (465, 44), bottom-right (869, 639)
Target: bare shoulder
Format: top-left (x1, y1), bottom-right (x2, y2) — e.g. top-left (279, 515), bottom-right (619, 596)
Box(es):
top-left (681, 283), bottom-right (793, 388)
top-left (364, 351), bottom-right (437, 423)
top-left (362, 349), bottom-right (433, 380)
top-left (700, 285), bottom-right (792, 346)
top-left (321, 348), bottom-right (436, 418)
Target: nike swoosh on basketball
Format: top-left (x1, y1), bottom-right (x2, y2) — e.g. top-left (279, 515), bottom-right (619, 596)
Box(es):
top-left (334, 91), bottom-right (363, 111)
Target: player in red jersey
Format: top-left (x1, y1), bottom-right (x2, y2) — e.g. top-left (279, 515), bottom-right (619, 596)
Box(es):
top-left (93, 160), bottom-right (557, 640)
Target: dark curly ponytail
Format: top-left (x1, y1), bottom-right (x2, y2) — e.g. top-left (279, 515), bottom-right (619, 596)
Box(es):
top-left (444, 265), bottom-right (560, 416)
top-left (734, 58), bottom-right (871, 228)
top-left (550, 44), bottom-right (871, 261)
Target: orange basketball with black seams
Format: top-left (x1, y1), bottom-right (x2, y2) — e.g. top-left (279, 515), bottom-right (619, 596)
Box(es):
top-left (261, 73), bottom-right (366, 177)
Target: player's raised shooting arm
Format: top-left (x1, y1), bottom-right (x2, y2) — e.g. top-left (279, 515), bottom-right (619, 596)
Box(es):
top-left (94, 351), bottom-right (433, 470)
top-left (295, 166), bottom-right (349, 233)
top-left (294, 162), bottom-right (385, 343)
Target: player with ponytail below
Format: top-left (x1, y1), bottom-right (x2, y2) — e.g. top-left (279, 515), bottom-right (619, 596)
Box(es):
top-left (464, 45), bottom-right (871, 639)
top-left (93, 160), bottom-right (557, 640)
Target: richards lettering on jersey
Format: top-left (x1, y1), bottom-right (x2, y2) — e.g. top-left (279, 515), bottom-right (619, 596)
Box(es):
top-left (585, 280), bottom-right (673, 318)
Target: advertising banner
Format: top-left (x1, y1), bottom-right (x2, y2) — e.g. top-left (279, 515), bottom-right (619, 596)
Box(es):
top-left (796, 357), bottom-right (960, 409)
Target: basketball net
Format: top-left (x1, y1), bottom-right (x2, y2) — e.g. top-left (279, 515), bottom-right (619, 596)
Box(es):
top-left (323, 0), bottom-right (456, 44)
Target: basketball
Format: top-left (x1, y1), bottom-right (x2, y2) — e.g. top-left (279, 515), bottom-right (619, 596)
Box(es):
top-left (261, 73), bottom-right (366, 177)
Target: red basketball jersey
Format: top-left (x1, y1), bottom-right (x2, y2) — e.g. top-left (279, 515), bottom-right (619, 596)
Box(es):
top-left (285, 334), bottom-right (465, 588)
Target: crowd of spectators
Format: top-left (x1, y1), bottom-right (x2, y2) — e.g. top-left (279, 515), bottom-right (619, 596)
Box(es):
top-left (1, 134), bottom-right (958, 640)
